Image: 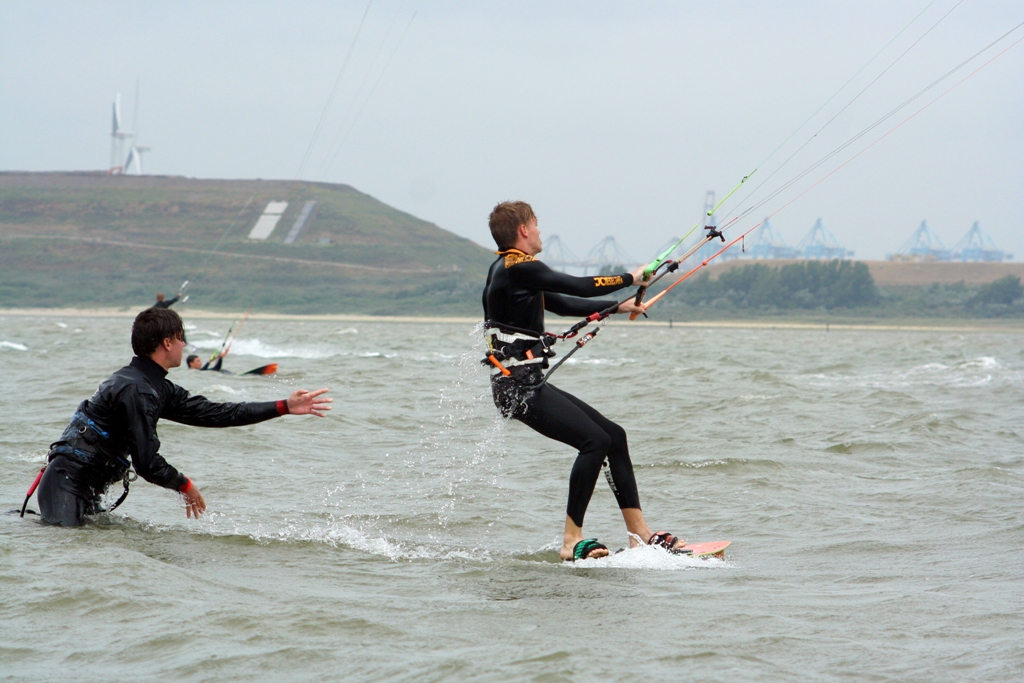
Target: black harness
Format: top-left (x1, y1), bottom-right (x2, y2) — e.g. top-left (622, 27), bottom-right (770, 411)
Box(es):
top-left (43, 410), bottom-right (136, 513)
top-left (481, 321), bottom-right (557, 378)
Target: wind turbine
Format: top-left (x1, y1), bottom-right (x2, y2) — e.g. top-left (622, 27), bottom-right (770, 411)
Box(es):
top-left (108, 93), bottom-right (133, 174)
top-left (108, 81), bottom-right (151, 174)
top-left (123, 81), bottom-right (150, 175)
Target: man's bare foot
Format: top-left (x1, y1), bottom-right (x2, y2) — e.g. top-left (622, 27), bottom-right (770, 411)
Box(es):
top-left (647, 531), bottom-right (688, 553)
top-left (620, 510), bottom-right (687, 552)
top-left (561, 516), bottom-right (609, 561)
top-left (560, 538), bottom-right (610, 562)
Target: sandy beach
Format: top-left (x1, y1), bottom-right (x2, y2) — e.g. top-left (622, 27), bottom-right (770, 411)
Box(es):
top-left (3, 306), bottom-right (1023, 333)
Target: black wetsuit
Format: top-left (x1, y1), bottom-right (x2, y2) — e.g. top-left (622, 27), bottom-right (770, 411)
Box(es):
top-left (201, 357), bottom-right (231, 374)
top-left (482, 248), bottom-right (640, 527)
top-left (39, 356), bottom-right (285, 526)
top-left (152, 295), bottom-right (179, 309)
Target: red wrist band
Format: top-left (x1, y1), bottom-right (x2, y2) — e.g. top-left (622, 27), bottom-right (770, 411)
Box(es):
top-left (178, 477), bottom-right (193, 493)
top-left (276, 399), bottom-right (289, 416)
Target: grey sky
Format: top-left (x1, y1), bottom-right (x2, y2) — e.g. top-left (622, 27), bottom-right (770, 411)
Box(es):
top-left (2, 1), bottom-right (1021, 261)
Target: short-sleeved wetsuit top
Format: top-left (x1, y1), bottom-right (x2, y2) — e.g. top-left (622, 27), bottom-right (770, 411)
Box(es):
top-left (482, 249), bottom-right (635, 335)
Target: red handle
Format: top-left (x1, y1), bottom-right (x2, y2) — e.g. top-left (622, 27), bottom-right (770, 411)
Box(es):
top-left (26, 466), bottom-right (45, 498)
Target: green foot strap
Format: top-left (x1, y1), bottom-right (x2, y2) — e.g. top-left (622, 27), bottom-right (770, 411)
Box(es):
top-left (573, 538), bottom-right (607, 561)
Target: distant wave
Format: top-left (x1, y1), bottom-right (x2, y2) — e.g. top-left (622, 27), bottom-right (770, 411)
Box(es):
top-left (356, 351), bottom-right (399, 359)
top-left (0, 341), bottom-right (28, 351)
top-left (204, 384), bottom-right (244, 394)
top-left (189, 338), bottom-right (344, 359)
top-left (212, 518), bottom-right (494, 562)
top-left (563, 357), bottom-right (635, 366)
top-left (806, 356), bottom-right (1006, 389)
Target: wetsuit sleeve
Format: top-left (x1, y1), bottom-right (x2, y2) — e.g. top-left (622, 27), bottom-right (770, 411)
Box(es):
top-left (162, 383), bottom-right (281, 428)
top-left (544, 292), bottom-right (621, 318)
top-left (121, 386), bottom-right (188, 490)
top-left (152, 296), bottom-right (179, 309)
top-left (506, 259), bottom-right (634, 297)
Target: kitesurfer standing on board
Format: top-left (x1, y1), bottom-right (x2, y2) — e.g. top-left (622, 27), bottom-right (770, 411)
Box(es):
top-left (35, 307), bottom-right (331, 527)
top-left (152, 292), bottom-right (178, 309)
top-left (482, 201), bottom-right (689, 561)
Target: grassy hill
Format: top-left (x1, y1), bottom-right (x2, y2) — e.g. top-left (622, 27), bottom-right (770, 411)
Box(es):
top-left (0, 172), bottom-right (493, 314)
top-left (4, 173), bottom-right (1020, 322)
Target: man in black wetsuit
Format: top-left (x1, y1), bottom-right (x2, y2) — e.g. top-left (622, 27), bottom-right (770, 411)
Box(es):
top-left (483, 201), bottom-right (689, 561)
top-left (153, 292), bottom-right (178, 309)
top-left (37, 307), bottom-right (331, 526)
top-left (187, 353), bottom-right (229, 373)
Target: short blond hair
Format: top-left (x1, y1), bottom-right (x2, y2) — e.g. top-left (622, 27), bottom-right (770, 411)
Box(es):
top-left (488, 201), bottom-right (535, 250)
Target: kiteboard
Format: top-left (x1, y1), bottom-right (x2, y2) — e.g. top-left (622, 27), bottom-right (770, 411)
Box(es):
top-left (241, 363), bottom-right (278, 376)
top-left (677, 540), bottom-right (731, 558)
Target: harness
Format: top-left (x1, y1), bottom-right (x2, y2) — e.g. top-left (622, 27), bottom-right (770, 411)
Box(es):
top-left (481, 313), bottom-right (609, 387)
top-left (481, 322), bottom-right (557, 378)
top-left (42, 410), bottom-right (136, 514)
top-left (482, 257), bottom-right (683, 387)
top-left (48, 410), bottom-right (112, 463)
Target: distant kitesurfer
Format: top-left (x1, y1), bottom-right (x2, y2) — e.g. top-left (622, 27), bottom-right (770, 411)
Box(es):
top-left (152, 292), bottom-right (178, 309)
top-left (187, 353), bottom-right (230, 373)
top-left (153, 282), bottom-right (188, 309)
top-left (186, 353), bottom-right (276, 376)
top-left (482, 201), bottom-right (689, 561)
top-left (34, 307), bottom-right (331, 526)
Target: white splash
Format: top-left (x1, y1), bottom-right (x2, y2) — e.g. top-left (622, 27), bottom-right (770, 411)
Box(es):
top-left (567, 543), bottom-right (733, 571)
top-left (0, 341), bottom-right (28, 351)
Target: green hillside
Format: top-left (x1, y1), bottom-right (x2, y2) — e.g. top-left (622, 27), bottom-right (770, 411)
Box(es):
top-left (0, 172), bottom-right (493, 314)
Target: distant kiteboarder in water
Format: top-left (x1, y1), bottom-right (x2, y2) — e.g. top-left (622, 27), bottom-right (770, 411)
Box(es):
top-left (185, 310), bottom-right (278, 376)
top-left (482, 201), bottom-right (691, 562)
top-left (187, 353), bottom-right (230, 373)
top-left (186, 353), bottom-right (277, 376)
top-left (24, 307), bottom-right (329, 526)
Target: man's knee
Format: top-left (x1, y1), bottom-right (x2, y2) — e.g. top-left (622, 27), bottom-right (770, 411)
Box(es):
top-left (606, 422), bottom-right (627, 451)
top-left (585, 430), bottom-right (613, 458)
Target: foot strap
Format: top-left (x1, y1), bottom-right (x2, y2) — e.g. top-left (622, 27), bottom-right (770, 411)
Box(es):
top-left (649, 531), bottom-right (692, 555)
top-left (572, 538), bottom-right (608, 561)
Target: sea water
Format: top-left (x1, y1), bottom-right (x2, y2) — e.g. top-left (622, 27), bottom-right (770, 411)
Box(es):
top-left (1, 314), bottom-right (1021, 682)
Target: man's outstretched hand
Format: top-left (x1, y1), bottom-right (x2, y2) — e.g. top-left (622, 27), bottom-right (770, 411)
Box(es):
top-left (286, 388), bottom-right (332, 417)
top-left (183, 485), bottom-right (206, 519)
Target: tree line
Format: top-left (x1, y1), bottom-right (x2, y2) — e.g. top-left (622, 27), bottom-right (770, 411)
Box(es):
top-left (651, 260), bottom-right (1023, 317)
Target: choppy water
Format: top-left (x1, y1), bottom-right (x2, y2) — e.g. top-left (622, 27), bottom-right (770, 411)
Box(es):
top-left (1, 314), bottom-right (1022, 681)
